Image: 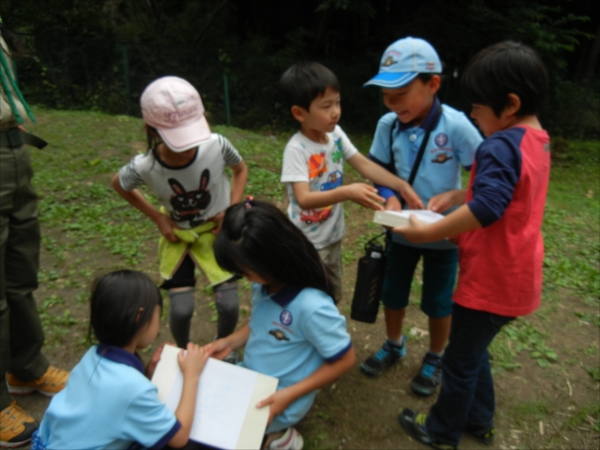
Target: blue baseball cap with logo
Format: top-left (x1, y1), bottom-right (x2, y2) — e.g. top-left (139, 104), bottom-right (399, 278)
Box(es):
top-left (364, 37), bottom-right (442, 88)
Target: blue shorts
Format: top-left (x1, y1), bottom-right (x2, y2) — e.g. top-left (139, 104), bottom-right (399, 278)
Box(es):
top-left (381, 242), bottom-right (457, 318)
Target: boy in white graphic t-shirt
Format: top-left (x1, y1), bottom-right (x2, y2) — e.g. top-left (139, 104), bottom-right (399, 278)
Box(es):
top-left (279, 62), bottom-right (422, 299)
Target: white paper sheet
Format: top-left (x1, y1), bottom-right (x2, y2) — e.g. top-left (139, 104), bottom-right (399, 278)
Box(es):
top-left (166, 359), bottom-right (257, 449)
top-left (152, 344), bottom-right (278, 449)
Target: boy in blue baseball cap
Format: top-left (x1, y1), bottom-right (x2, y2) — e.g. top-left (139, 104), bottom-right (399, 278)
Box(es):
top-left (360, 37), bottom-right (483, 398)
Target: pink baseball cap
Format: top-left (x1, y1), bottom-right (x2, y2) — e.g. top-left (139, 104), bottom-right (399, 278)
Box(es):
top-left (140, 76), bottom-right (211, 152)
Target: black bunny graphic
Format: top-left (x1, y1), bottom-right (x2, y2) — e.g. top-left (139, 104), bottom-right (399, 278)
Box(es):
top-left (168, 169), bottom-right (211, 227)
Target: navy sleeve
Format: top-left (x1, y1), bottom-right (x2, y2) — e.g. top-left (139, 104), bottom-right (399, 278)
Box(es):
top-left (368, 154), bottom-right (396, 200)
top-left (149, 420), bottom-right (181, 450)
top-left (467, 130), bottom-right (523, 227)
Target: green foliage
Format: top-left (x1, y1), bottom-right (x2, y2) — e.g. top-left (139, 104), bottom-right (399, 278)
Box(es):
top-left (490, 319), bottom-right (559, 371)
top-left (4, 0), bottom-right (596, 137)
top-left (564, 405), bottom-right (600, 432)
top-left (11, 105), bottom-right (600, 447)
top-left (512, 401), bottom-right (550, 424)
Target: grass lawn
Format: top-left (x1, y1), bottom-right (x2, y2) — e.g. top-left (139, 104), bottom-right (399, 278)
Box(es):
top-left (17, 107), bottom-right (600, 449)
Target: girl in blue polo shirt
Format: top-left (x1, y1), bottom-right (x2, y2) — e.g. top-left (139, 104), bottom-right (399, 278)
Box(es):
top-left (205, 198), bottom-right (356, 450)
top-left (32, 270), bottom-right (208, 450)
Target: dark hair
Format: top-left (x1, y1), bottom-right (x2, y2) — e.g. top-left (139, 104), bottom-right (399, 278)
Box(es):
top-left (214, 200), bottom-right (338, 302)
top-left (89, 270), bottom-right (163, 347)
top-left (278, 62), bottom-right (340, 111)
top-left (461, 41), bottom-right (548, 117)
top-left (144, 124), bottom-right (161, 152)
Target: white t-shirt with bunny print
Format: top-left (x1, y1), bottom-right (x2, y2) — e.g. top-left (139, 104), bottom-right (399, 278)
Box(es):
top-left (118, 133), bottom-right (242, 229)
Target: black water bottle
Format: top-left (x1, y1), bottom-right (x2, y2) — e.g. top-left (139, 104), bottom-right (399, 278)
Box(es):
top-left (351, 238), bottom-right (386, 324)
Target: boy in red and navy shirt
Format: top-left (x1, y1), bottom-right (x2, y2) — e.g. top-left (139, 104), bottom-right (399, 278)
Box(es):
top-left (392, 41), bottom-right (550, 449)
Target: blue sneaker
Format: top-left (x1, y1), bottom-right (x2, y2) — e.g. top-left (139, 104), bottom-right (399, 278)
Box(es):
top-left (411, 352), bottom-right (443, 396)
top-left (360, 338), bottom-right (406, 376)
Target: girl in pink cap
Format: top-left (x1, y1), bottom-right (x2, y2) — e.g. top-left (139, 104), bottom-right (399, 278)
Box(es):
top-left (112, 76), bottom-right (248, 357)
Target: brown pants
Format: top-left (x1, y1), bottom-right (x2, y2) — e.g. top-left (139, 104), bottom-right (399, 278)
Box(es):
top-left (317, 239), bottom-right (343, 301)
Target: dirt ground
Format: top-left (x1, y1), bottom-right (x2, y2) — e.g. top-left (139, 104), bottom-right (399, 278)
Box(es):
top-left (16, 194), bottom-right (598, 450)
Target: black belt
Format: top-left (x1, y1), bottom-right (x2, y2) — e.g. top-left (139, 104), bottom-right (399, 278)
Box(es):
top-left (0, 128), bottom-right (48, 149)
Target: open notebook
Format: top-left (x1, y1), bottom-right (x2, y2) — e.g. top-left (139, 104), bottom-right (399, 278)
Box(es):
top-left (151, 344), bottom-right (278, 449)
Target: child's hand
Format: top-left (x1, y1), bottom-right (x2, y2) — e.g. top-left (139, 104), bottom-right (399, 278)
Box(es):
top-left (207, 211), bottom-right (225, 235)
top-left (203, 338), bottom-right (233, 361)
top-left (178, 343), bottom-right (209, 378)
top-left (345, 183), bottom-right (385, 210)
top-left (256, 387), bottom-right (295, 425)
top-left (393, 214), bottom-right (428, 243)
top-left (398, 184), bottom-right (424, 210)
top-left (145, 342), bottom-right (171, 379)
top-left (428, 190), bottom-right (465, 213)
top-left (155, 215), bottom-right (179, 242)
top-left (385, 195), bottom-right (402, 211)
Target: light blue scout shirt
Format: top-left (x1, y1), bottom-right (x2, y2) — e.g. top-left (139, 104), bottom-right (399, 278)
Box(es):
top-left (34, 345), bottom-right (180, 450)
top-left (369, 97), bottom-right (482, 249)
top-left (241, 284), bottom-right (352, 433)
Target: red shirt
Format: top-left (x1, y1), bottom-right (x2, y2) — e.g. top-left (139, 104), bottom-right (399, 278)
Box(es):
top-left (454, 126), bottom-right (551, 317)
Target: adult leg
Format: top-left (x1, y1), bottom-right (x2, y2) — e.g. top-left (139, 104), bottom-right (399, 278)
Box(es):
top-left (425, 303), bottom-right (513, 445)
top-left (0, 212), bottom-right (12, 411)
top-left (0, 145), bottom-right (48, 408)
top-left (5, 214), bottom-right (48, 381)
top-left (0, 145), bottom-right (46, 447)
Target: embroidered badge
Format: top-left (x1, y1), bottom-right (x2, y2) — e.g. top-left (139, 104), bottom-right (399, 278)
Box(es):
top-left (425, 62), bottom-right (436, 71)
top-left (432, 153), bottom-right (453, 164)
top-left (269, 329), bottom-right (290, 341)
top-left (381, 56), bottom-right (398, 67)
top-left (435, 133), bottom-right (448, 147)
top-left (280, 310), bottom-right (293, 326)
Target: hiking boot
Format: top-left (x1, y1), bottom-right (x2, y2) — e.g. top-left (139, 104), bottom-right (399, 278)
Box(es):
top-left (360, 338), bottom-right (406, 376)
top-left (268, 427), bottom-right (303, 450)
top-left (397, 408), bottom-right (457, 450)
top-left (6, 366), bottom-right (69, 397)
top-left (223, 350), bottom-right (240, 365)
top-left (464, 423), bottom-right (495, 445)
top-left (410, 352), bottom-right (442, 396)
top-left (0, 401), bottom-right (38, 448)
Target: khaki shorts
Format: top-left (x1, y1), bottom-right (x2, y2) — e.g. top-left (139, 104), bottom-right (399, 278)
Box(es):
top-left (317, 240), bottom-right (343, 301)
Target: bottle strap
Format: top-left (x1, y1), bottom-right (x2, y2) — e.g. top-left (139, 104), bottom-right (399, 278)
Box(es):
top-left (399, 104), bottom-right (442, 207)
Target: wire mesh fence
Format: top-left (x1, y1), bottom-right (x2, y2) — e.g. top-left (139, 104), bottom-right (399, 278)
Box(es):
top-left (13, 34), bottom-right (382, 132)
top-left (13, 33), bottom-right (600, 138)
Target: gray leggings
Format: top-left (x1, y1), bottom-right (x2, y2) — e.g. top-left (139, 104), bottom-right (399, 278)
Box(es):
top-left (168, 282), bottom-right (239, 348)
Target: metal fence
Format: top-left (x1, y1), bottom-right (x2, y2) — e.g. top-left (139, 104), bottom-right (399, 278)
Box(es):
top-left (13, 33), bottom-right (600, 138)
top-left (13, 34), bottom-right (388, 132)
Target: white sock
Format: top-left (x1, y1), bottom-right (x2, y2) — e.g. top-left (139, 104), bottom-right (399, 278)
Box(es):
top-left (389, 337), bottom-right (405, 348)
